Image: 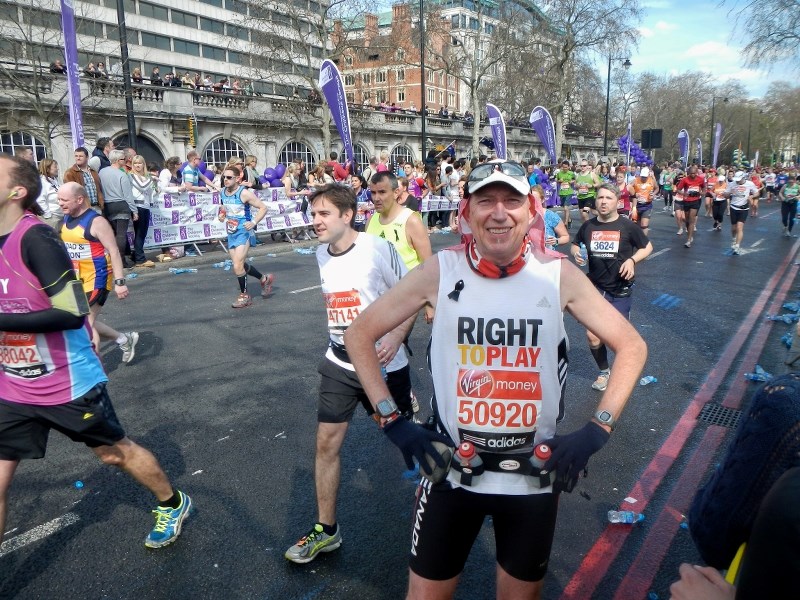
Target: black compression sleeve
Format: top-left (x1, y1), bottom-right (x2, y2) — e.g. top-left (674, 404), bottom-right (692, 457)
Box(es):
top-left (0, 224), bottom-right (85, 332)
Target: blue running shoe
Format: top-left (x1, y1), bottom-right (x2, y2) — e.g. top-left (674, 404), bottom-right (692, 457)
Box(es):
top-left (145, 490), bottom-right (193, 548)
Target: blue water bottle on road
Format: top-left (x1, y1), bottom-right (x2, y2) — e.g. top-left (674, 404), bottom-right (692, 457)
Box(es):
top-left (639, 375), bottom-right (658, 386)
top-left (608, 510), bottom-right (645, 524)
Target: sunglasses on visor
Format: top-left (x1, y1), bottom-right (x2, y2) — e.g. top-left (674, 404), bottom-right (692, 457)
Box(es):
top-left (467, 161), bottom-right (528, 184)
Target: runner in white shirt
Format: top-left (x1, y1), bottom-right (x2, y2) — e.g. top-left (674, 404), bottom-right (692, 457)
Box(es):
top-left (285, 183), bottom-right (418, 565)
top-left (728, 171), bottom-right (759, 255)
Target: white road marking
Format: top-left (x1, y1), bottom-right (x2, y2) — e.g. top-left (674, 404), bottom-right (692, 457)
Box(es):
top-left (751, 238), bottom-right (765, 247)
top-left (290, 284), bottom-right (321, 294)
top-left (646, 248), bottom-right (671, 260)
top-left (0, 512), bottom-right (80, 557)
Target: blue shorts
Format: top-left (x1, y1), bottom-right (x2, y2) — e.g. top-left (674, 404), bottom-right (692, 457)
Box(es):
top-left (228, 228), bottom-right (251, 249)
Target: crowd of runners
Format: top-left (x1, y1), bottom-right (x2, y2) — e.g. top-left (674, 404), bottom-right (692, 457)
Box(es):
top-left (1, 143), bottom-right (797, 599)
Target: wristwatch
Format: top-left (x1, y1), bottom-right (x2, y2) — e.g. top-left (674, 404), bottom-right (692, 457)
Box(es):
top-left (594, 409), bottom-right (616, 431)
top-left (376, 398), bottom-right (399, 418)
top-left (113, 278), bottom-right (126, 286)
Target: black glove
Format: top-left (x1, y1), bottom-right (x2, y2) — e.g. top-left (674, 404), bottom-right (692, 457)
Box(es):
top-left (542, 421), bottom-right (610, 493)
top-left (383, 418), bottom-right (452, 475)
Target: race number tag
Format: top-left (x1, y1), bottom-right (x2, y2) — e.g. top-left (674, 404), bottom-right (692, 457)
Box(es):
top-left (589, 230), bottom-right (621, 254)
top-left (226, 219), bottom-right (239, 234)
top-left (455, 368), bottom-right (541, 450)
top-left (0, 332), bottom-right (48, 378)
top-left (578, 185), bottom-right (588, 194)
top-left (560, 182), bottom-right (570, 191)
top-left (324, 290), bottom-right (364, 329)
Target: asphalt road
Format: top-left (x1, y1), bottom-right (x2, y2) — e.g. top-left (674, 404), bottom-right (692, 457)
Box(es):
top-left (1, 202), bottom-right (797, 600)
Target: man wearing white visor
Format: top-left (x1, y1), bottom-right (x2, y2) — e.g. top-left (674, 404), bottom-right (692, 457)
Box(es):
top-left (344, 160), bottom-right (647, 599)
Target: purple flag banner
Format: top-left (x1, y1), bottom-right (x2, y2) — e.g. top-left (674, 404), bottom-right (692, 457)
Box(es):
top-left (626, 115), bottom-right (632, 167)
top-left (60, 0), bottom-right (84, 148)
top-left (712, 122), bottom-right (723, 167)
top-left (529, 106), bottom-right (557, 165)
top-left (678, 129), bottom-right (689, 169)
top-left (318, 59), bottom-right (354, 164)
top-left (486, 103), bottom-right (507, 159)
top-left (695, 138), bottom-right (703, 165)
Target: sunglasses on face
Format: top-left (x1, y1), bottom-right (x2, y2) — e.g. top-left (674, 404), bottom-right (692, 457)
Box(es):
top-left (223, 175), bottom-right (235, 180)
top-left (467, 161), bottom-right (528, 184)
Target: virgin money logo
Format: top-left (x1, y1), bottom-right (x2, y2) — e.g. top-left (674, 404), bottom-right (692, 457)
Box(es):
top-left (591, 231), bottom-right (604, 240)
top-left (459, 370), bottom-right (494, 398)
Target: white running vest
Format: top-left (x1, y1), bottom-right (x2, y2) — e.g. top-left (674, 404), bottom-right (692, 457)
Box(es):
top-left (317, 232), bottom-right (408, 372)
top-left (431, 248), bottom-right (568, 495)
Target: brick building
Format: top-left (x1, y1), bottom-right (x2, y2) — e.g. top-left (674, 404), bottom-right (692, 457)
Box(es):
top-left (338, 3), bottom-right (459, 114)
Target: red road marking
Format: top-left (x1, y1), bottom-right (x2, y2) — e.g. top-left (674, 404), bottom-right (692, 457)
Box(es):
top-left (560, 239), bottom-right (800, 599)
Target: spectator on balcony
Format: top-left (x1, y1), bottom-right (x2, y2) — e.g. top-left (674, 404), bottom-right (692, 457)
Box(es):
top-left (193, 73), bottom-right (202, 89)
top-left (36, 158), bottom-right (62, 225)
top-left (109, 61), bottom-right (122, 81)
top-left (181, 72), bottom-right (194, 88)
top-left (202, 75), bottom-right (213, 90)
top-left (409, 101), bottom-right (417, 113)
top-left (83, 62), bottom-right (100, 78)
top-left (96, 62), bottom-right (109, 79)
top-left (163, 73), bottom-right (175, 87)
top-left (131, 67), bottom-right (143, 99)
top-left (232, 79), bottom-right (242, 94)
top-left (150, 67), bottom-right (162, 100)
top-left (92, 137), bottom-right (113, 171)
top-left (243, 79), bottom-right (254, 96)
top-left (463, 110), bottom-right (474, 123)
top-left (49, 60), bottom-right (66, 74)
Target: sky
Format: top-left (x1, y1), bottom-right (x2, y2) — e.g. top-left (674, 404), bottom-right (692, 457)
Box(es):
top-left (625, 0), bottom-right (793, 98)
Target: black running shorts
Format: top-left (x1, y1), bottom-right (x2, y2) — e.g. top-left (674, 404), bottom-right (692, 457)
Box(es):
top-left (317, 358), bottom-right (412, 423)
top-left (578, 196), bottom-right (596, 211)
top-left (87, 288), bottom-right (110, 307)
top-left (683, 200), bottom-right (701, 212)
top-left (0, 384), bottom-right (126, 460)
top-left (730, 208), bottom-right (749, 224)
top-left (408, 480), bottom-right (559, 582)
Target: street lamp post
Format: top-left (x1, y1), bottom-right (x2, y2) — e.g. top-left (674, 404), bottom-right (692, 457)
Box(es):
top-left (603, 56), bottom-right (631, 157)
top-left (115, 0), bottom-right (137, 151)
top-left (709, 96), bottom-right (728, 164)
top-left (419, 0), bottom-right (426, 160)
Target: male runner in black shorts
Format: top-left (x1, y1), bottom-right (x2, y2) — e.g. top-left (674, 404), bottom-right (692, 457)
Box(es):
top-left (572, 183), bottom-right (653, 392)
top-left (284, 183), bottom-right (417, 564)
top-left (344, 161), bottom-right (647, 598)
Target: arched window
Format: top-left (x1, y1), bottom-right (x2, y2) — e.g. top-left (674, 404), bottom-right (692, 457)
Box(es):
top-left (203, 137), bottom-right (246, 169)
top-left (340, 143), bottom-right (369, 174)
top-left (390, 144), bottom-right (413, 168)
top-left (0, 131), bottom-right (47, 163)
top-left (279, 141), bottom-right (317, 170)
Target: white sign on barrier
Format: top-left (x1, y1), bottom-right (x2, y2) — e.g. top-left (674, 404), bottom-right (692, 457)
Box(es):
top-left (420, 195), bottom-right (459, 213)
top-left (143, 190), bottom-right (308, 248)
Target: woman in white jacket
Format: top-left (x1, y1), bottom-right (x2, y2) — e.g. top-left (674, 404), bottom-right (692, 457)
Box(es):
top-left (37, 159), bottom-right (62, 225)
top-left (129, 155), bottom-right (159, 268)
